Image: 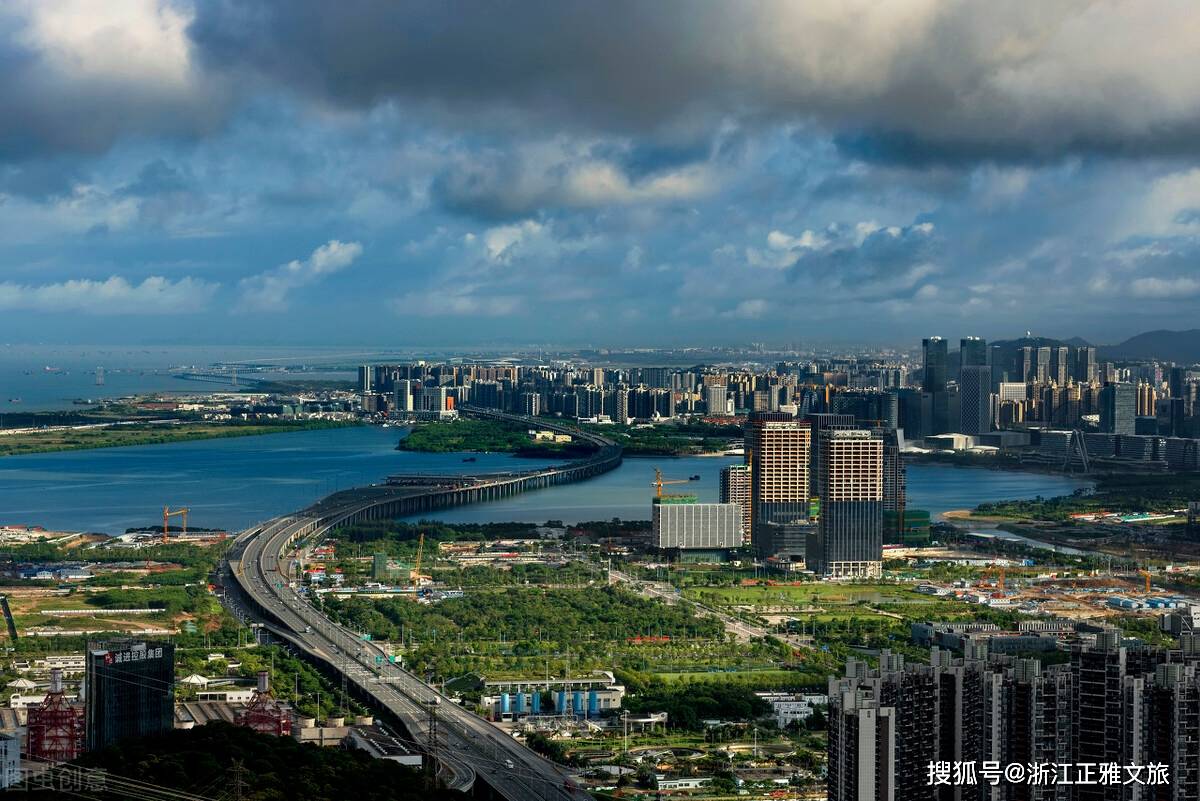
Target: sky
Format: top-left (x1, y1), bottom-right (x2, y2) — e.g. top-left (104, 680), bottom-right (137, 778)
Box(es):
top-left (2, 1), bottom-right (1200, 348)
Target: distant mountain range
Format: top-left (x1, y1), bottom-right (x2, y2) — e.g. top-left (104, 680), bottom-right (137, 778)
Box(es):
top-left (1101, 329), bottom-right (1200, 364)
top-left (989, 335), bottom-right (1089, 352)
top-left (949, 330), bottom-right (1200, 368)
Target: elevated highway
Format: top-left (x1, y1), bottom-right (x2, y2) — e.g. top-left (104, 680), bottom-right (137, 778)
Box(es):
top-left (224, 411), bottom-right (620, 799)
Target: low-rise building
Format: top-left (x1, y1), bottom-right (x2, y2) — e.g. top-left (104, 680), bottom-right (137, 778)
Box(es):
top-left (756, 692), bottom-right (828, 728)
top-left (652, 498), bottom-right (741, 551)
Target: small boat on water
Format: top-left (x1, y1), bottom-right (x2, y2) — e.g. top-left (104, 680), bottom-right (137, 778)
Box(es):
top-left (688, 474), bottom-right (701, 481)
top-left (462, 456), bottom-right (477, 462)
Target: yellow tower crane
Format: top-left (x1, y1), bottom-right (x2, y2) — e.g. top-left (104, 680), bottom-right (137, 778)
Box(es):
top-left (409, 532), bottom-right (432, 585)
top-left (162, 506), bottom-right (188, 544)
top-left (1139, 569), bottom-right (1152, 594)
top-left (651, 468), bottom-right (690, 499)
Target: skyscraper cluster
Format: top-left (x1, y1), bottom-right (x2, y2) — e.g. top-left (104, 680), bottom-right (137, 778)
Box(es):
top-left (355, 358), bottom-right (919, 572)
top-left (743, 411), bottom-right (893, 577)
top-left (901, 335), bottom-right (1199, 445)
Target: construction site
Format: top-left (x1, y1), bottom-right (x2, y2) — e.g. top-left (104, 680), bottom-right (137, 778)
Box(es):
top-left (911, 566), bottom-right (1194, 620)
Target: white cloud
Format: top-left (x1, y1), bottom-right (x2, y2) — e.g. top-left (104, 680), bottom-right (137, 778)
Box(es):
top-left (15, 0), bottom-right (195, 87)
top-left (482, 220), bottom-right (544, 261)
top-left (560, 162), bottom-right (714, 206)
top-left (237, 239), bottom-right (363, 311)
top-left (1129, 276), bottom-right (1200, 299)
top-left (2, 0), bottom-right (229, 158)
top-left (767, 229), bottom-right (825, 251)
top-left (1127, 168), bottom-right (1200, 237)
top-left (435, 139), bottom-right (719, 217)
top-left (393, 285), bottom-right (522, 317)
top-left (722, 298), bottom-right (769, 319)
top-left (0, 275), bottom-right (216, 314)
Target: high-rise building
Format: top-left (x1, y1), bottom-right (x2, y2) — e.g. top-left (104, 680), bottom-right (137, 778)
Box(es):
top-left (1099, 382), bottom-right (1137, 435)
top-left (1139, 662), bottom-right (1200, 800)
top-left (1136, 382), bottom-right (1156, 417)
top-left (613, 388), bottom-right (630, 424)
top-left (808, 429), bottom-right (883, 578)
top-left (1170, 396), bottom-right (1188, 438)
top-left (827, 636), bottom-right (1200, 801)
top-left (996, 382), bottom-right (1027, 403)
top-left (637, 367), bottom-right (671, 389)
top-left (1019, 346), bottom-right (1035, 383)
top-left (705, 384), bottom-right (730, 416)
top-left (1170, 366), bottom-right (1187, 399)
top-left (807, 413), bottom-right (855, 506)
top-left (719, 464), bottom-right (751, 543)
top-left (988, 344), bottom-right (1008, 390)
top-left (392, 379), bottom-right (414, 412)
top-left (85, 640), bottom-right (174, 752)
top-left (744, 414), bottom-right (811, 555)
top-left (418, 384), bottom-right (453, 416)
top-left (1035, 346), bottom-right (1051, 384)
top-left (922, 337), bottom-right (948, 393)
top-left (878, 428), bottom-right (907, 544)
top-left (958, 365), bottom-right (992, 435)
top-left (1075, 346), bottom-right (1098, 384)
top-left (520, 391), bottom-right (541, 417)
top-left (827, 652), bottom-right (939, 801)
top-left (1051, 346), bottom-right (1070, 385)
top-left (896, 388), bottom-right (925, 439)
top-left (827, 686), bottom-right (898, 801)
top-left (959, 336), bottom-right (987, 369)
top-left (923, 338), bottom-right (950, 434)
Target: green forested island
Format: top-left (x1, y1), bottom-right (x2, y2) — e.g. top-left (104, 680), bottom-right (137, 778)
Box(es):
top-left (0, 418), bottom-right (358, 457)
top-left (974, 472), bottom-right (1200, 521)
top-left (399, 416), bottom-right (742, 457)
top-left (588, 420), bottom-right (742, 456)
top-left (398, 418), bottom-right (598, 457)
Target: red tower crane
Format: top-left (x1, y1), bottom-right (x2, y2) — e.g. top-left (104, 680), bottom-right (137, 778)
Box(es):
top-left (25, 668), bottom-right (83, 764)
top-left (236, 671), bottom-right (292, 737)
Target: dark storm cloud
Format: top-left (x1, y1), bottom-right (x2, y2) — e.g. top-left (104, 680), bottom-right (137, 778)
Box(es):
top-left (189, 0), bottom-right (1200, 161)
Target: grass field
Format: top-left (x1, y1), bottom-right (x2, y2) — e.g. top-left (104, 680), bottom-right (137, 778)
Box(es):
top-left (653, 668), bottom-right (799, 684)
top-left (2, 583), bottom-right (220, 637)
top-left (685, 582), bottom-right (927, 606)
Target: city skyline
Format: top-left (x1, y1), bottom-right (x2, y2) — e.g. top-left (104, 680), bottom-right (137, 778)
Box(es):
top-left (3, 3), bottom-right (1200, 346)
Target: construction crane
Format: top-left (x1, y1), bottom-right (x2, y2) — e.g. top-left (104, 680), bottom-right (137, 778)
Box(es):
top-left (651, 467), bottom-right (690, 499)
top-left (409, 532), bottom-right (432, 585)
top-left (162, 506), bottom-right (188, 544)
top-left (979, 567), bottom-right (1006, 591)
top-left (1139, 569), bottom-right (1153, 594)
